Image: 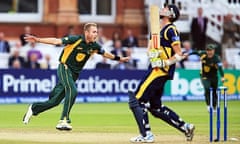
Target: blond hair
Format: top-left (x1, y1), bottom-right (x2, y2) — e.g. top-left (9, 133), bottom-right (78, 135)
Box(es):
top-left (84, 23), bottom-right (97, 31)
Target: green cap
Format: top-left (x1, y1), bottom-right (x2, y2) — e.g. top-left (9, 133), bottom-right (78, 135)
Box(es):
top-left (206, 44), bottom-right (216, 50)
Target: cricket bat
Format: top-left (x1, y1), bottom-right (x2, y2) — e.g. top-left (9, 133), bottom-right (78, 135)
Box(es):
top-left (150, 5), bottom-right (160, 49)
top-left (150, 5), bottom-right (161, 70)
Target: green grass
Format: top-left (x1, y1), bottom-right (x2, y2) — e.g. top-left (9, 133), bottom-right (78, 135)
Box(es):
top-left (0, 101), bottom-right (239, 143)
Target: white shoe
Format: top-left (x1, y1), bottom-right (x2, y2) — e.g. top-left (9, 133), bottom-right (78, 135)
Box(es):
top-left (213, 108), bottom-right (217, 113)
top-left (145, 131), bottom-right (154, 143)
top-left (130, 131), bottom-right (154, 143)
top-left (130, 135), bottom-right (145, 143)
top-left (207, 106), bottom-right (210, 112)
top-left (185, 123), bottom-right (195, 141)
top-left (208, 106), bottom-right (217, 113)
top-left (23, 104), bottom-right (33, 124)
top-left (56, 120), bottom-right (72, 131)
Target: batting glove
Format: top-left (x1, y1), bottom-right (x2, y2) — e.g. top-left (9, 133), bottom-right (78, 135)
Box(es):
top-left (148, 49), bottom-right (161, 58)
top-left (150, 58), bottom-right (166, 68)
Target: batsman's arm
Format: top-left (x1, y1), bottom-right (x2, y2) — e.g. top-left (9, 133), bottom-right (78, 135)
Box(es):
top-left (24, 35), bottom-right (62, 45)
top-left (149, 43), bottom-right (185, 68)
top-left (163, 43), bottom-right (186, 66)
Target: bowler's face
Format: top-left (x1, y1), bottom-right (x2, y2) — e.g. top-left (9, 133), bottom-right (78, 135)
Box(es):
top-left (86, 26), bottom-right (98, 42)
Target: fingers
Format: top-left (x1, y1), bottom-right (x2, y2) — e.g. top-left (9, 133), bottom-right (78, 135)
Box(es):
top-left (25, 34), bottom-right (32, 37)
top-left (23, 35), bottom-right (31, 41)
top-left (24, 34), bottom-right (33, 39)
top-left (24, 35), bottom-right (37, 43)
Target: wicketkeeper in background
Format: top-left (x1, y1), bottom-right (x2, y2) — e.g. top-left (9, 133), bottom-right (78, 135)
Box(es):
top-left (187, 44), bottom-right (225, 112)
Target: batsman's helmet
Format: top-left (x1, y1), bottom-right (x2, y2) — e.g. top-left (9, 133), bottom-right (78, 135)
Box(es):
top-left (160, 4), bottom-right (180, 22)
top-left (168, 4), bottom-right (180, 22)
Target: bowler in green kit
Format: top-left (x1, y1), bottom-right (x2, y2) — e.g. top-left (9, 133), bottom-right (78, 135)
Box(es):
top-left (188, 44), bottom-right (225, 112)
top-left (23, 23), bottom-right (129, 130)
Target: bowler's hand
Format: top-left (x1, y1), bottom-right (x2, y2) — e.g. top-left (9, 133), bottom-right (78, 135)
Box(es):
top-left (24, 35), bottom-right (38, 43)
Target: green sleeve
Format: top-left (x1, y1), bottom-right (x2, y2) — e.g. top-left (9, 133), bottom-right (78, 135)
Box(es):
top-left (93, 42), bottom-right (105, 55)
top-left (61, 35), bottom-right (82, 45)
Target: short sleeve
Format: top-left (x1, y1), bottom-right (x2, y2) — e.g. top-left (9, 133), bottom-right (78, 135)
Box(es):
top-left (166, 26), bottom-right (180, 46)
top-left (61, 35), bottom-right (82, 45)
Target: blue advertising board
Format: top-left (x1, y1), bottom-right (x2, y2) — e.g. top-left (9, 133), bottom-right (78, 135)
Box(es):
top-left (0, 69), bottom-right (144, 103)
top-left (0, 69), bottom-right (239, 103)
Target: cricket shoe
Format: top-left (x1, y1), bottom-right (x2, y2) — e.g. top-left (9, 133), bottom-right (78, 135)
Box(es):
top-left (56, 120), bottom-right (72, 131)
top-left (207, 106), bottom-right (217, 113)
top-left (23, 104), bottom-right (33, 124)
top-left (213, 108), bottom-right (217, 113)
top-left (207, 106), bottom-right (210, 113)
top-left (130, 131), bottom-right (154, 143)
top-left (184, 123), bottom-right (195, 141)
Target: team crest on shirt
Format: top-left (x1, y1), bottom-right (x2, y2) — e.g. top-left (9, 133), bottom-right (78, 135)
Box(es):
top-left (203, 65), bottom-right (210, 72)
top-left (76, 53), bottom-right (86, 62)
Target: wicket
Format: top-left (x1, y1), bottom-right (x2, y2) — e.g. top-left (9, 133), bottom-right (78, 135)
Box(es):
top-left (209, 86), bottom-right (228, 142)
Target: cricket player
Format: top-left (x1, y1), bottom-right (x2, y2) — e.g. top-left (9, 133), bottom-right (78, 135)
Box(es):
top-left (23, 23), bottom-right (129, 130)
top-left (128, 4), bottom-right (195, 143)
top-left (188, 44), bottom-right (225, 112)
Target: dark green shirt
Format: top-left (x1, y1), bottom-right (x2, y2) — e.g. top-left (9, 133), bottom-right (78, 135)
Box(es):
top-left (59, 35), bottom-right (105, 73)
top-left (190, 50), bottom-right (224, 78)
